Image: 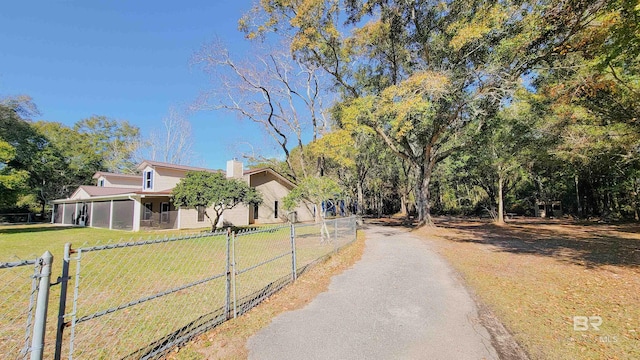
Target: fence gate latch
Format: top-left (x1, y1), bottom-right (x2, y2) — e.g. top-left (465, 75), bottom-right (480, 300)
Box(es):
top-left (50, 276), bottom-right (70, 287)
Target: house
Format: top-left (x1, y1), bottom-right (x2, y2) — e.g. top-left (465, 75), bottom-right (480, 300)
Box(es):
top-left (51, 160), bottom-right (315, 231)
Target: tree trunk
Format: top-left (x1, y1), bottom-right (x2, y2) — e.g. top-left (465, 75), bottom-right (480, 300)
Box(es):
top-left (634, 178), bottom-right (639, 221)
top-left (206, 210), bottom-right (221, 231)
top-left (575, 174), bottom-right (581, 217)
top-left (357, 179), bottom-right (364, 216)
top-left (497, 175), bottom-right (505, 225)
top-left (400, 192), bottom-right (408, 215)
top-left (315, 202), bottom-right (323, 223)
top-left (415, 163), bottom-right (434, 226)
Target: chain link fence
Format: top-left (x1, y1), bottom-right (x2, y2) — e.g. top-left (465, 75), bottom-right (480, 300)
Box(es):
top-left (61, 231), bottom-right (230, 359)
top-left (0, 257), bottom-right (41, 360)
top-left (0, 216), bottom-right (355, 359)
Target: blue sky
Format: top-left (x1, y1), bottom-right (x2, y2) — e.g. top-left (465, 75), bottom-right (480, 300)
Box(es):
top-left (0, 1), bottom-right (275, 169)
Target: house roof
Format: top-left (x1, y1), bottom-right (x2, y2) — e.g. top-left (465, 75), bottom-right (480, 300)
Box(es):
top-left (244, 167), bottom-right (297, 188)
top-left (92, 171), bottom-right (141, 180)
top-left (79, 186), bottom-right (174, 197)
top-left (136, 189), bottom-right (174, 195)
top-left (136, 160), bottom-right (219, 173)
top-left (53, 186), bottom-right (173, 204)
top-left (76, 185), bottom-right (141, 197)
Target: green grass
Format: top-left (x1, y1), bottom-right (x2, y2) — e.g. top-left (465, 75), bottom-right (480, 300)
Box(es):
top-left (0, 221), bottom-right (354, 359)
top-left (0, 224), bottom-right (212, 262)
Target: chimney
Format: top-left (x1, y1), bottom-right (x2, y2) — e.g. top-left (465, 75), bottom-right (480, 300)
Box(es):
top-left (226, 159), bottom-right (244, 179)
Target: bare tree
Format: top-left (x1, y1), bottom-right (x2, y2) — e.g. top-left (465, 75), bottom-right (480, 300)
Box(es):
top-left (191, 40), bottom-right (330, 180)
top-left (144, 107), bottom-right (196, 165)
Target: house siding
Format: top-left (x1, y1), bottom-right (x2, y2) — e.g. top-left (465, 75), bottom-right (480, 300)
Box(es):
top-left (152, 167), bottom-right (188, 192)
top-left (178, 206), bottom-right (222, 230)
top-left (98, 176), bottom-right (141, 189)
top-left (223, 206), bottom-right (249, 226)
top-left (292, 202), bottom-right (315, 223)
top-left (69, 188), bottom-right (91, 200)
top-left (247, 171), bottom-right (315, 224)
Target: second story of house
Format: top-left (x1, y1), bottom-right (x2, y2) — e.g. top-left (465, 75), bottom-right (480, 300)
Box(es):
top-left (93, 172), bottom-right (142, 189)
top-left (87, 159), bottom-right (291, 197)
top-left (136, 160), bottom-right (219, 192)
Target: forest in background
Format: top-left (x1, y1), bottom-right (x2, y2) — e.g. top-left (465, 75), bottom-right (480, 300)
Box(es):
top-left (232, 0), bottom-right (640, 224)
top-left (2, 0), bottom-right (639, 224)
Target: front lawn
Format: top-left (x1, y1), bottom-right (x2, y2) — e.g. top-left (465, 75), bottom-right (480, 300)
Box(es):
top-left (420, 218), bottom-right (640, 360)
top-left (0, 224), bottom-right (212, 262)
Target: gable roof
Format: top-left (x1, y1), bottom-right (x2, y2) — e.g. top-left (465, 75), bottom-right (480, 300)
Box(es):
top-left (92, 171), bottom-right (141, 180)
top-left (244, 167), bottom-right (297, 188)
top-left (136, 160), bottom-right (218, 173)
top-left (74, 185), bottom-right (140, 197)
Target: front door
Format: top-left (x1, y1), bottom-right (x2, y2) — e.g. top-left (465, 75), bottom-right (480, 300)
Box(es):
top-left (160, 202), bottom-right (170, 223)
top-left (77, 203), bottom-right (88, 226)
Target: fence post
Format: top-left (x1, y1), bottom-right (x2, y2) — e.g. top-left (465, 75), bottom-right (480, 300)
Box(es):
top-left (290, 223), bottom-right (297, 281)
top-left (30, 251), bottom-right (53, 360)
top-left (54, 243), bottom-right (71, 360)
top-left (225, 229), bottom-right (231, 320)
top-left (232, 231), bottom-right (237, 319)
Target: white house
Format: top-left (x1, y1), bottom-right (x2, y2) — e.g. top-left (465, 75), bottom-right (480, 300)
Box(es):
top-left (51, 160), bottom-right (315, 231)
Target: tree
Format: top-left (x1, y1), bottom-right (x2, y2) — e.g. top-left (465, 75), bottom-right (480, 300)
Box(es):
top-left (238, 0), bottom-right (624, 225)
top-left (145, 107), bottom-right (196, 165)
top-left (283, 176), bottom-right (341, 222)
top-left (235, 0), bottom-right (640, 223)
top-left (32, 121), bottom-right (100, 212)
top-left (519, 0), bottom-right (640, 219)
top-left (193, 41), bottom-right (330, 181)
top-left (336, 71), bottom-right (495, 224)
top-left (172, 171), bottom-right (262, 230)
top-left (31, 117), bottom-right (144, 214)
top-left (0, 139), bottom-right (29, 208)
top-left (283, 176), bottom-right (342, 240)
top-left (471, 100), bottom-right (534, 224)
top-left (74, 116), bottom-right (141, 174)
top-left (0, 96), bottom-right (48, 212)
top-left (241, 1), bottom-right (526, 225)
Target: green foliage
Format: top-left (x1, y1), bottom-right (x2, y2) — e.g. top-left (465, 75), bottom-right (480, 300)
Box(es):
top-left (0, 140), bottom-right (29, 208)
top-left (0, 97), bottom-right (48, 210)
top-left (283, 176), bottom-right (342, 221)
top-left (172, 171), bottom-right (262, 229)
top-left (74, 116), bottom-right (141, 174)
top-left (1, 95), bottom-right (143, 213)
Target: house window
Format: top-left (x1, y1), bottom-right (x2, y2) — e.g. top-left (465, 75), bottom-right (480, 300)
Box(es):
top-left (253, 203), bottom-right (259, 220)
top-left (274, 201), bottom-right (278, 219)
top-left (143, 203), bottom-right (152, 221)
top-left (143, 170), bottom-right (153, 190)
top-left (98, 179), bottom-right (105, 187)
top-left (160, 202), bottom-right (170, 223)
top-left (197, 205), bottom-right (205, 222)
